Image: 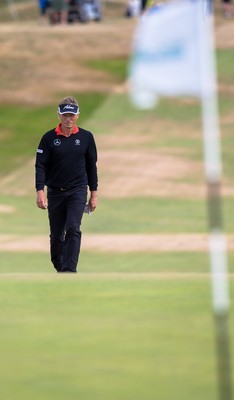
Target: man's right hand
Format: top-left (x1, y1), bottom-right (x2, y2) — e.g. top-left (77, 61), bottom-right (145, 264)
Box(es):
top-left (36, 190), bottom-right (47, 210)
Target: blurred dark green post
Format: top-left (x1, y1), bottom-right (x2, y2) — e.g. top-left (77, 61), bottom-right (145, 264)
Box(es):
top-left (215, 313), bottom-right (232, 400)
top-left (207, 181), bottom-right (232, 400)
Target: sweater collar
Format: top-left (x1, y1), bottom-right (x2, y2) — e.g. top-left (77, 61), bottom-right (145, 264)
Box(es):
top-left (55, 123), bottom-right (79, 136)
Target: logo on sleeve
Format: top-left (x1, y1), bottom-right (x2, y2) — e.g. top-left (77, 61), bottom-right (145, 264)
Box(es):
top-left (37, 149), bottom-right (43, 154)
top-left (54, 139), bottom-right (61, 146)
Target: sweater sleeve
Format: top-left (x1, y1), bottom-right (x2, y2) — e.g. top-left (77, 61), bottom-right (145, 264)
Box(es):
top-left (85, 133), bottom-right (98, 191)
top-left (35, 135), bottom-right (50, 191)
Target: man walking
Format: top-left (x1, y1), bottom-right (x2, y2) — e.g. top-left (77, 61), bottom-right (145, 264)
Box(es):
top-left (35, 96), bottom-right (98, 273)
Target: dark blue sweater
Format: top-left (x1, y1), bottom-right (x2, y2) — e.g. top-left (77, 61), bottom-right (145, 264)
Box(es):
top-left (35, 127), bottom-right (98, 191)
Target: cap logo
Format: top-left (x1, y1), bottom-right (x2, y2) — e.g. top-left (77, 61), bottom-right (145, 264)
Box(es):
top-left (64, 105), bottom-right (74, 110)
top-left (58, 104), bottom-right (79, 115)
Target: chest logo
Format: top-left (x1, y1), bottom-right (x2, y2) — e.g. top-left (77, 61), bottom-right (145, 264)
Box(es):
top-left (75, 139), bottom-right (80, 146)
top-left (54, 139), bottom-right (61, 146)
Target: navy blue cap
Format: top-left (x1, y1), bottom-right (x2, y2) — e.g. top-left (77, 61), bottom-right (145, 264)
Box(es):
top-left (58, 104), bottom-right (79, 115)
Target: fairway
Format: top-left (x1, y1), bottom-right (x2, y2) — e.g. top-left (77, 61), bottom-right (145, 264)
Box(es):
top-left (0, 271), bottom-right (233, 400)
top-left (0, 273), bottom-right (230, 400)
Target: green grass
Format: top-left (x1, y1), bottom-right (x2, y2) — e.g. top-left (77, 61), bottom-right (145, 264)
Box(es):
top-left (87, 94), bottom-right (201, 129)
top-left (217, 49), bottom-right (234, 85)
top-left (0, 195), bottom-right (210, 235)
top-left (1, 246), bottom-right (234, 273)
top-left (85, 197), bottom-right (208, 234)
top-left (0, 250), bottom-right (212, 273)
top-left (86, 58), bottom-right (128, 82)
top-left (1, 195), bottom-right (234, 235)
top-left (0, 276), bottom-right (232, 400)
top-left (0, 93), bottom-right (107, 177)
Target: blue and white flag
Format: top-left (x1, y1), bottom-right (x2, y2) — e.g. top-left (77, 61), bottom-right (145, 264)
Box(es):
top-left (129, 0), bottom-right (213, 108)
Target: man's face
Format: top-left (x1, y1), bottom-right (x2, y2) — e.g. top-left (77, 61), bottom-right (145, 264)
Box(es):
top-left (59, 113), bottom-right (79, 128)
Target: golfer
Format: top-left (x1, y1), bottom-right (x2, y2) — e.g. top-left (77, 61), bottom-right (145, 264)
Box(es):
top-left (35, 96), bottom-right (98, 273)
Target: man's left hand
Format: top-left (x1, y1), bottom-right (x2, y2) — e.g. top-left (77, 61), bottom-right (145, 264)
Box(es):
top-left (89, 191), bottom-right (98, 212)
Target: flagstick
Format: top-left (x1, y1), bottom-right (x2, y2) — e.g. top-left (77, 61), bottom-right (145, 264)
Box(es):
top-left (129, 2), bottom-right (232, 396)
top-left (200, 12), bottom-right (232, 400)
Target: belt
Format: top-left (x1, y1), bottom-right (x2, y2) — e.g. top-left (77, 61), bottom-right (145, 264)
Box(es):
top-left (60, 187), bottom-right (71, 191)
top-left (49, 186), bottom-right (73, 192)
top-left (49, 185), bottom-right (80, 192)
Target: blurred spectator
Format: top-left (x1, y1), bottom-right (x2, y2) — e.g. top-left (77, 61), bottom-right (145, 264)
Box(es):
top-left (82, 0), bottom-right (102, 21)
top-left (221, 0), bottom-right (233, 18)
top-left (125, 0), bottom-right (161, 17)
top-left (125, 0), bottom-right (141, 17)
top-left (50, 0), bottom-right (69, 23)
top-left (68, 0), bottom-right (102, 23)
top-left (141, 0), bottom-right (148, 12)
top-left (38, 0), bottom-right (51, 23)
top-left (37, 0), bottom-right (104, 25)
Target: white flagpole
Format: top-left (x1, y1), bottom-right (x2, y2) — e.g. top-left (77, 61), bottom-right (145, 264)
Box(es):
top-left (199, 8), bottom-right (232, 400)
top-left (199, 0), bottom-right (228, 314)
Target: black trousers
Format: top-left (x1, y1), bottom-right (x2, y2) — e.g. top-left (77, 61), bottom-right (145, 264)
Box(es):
top-left (47, 186), bottom-right (87, 273)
